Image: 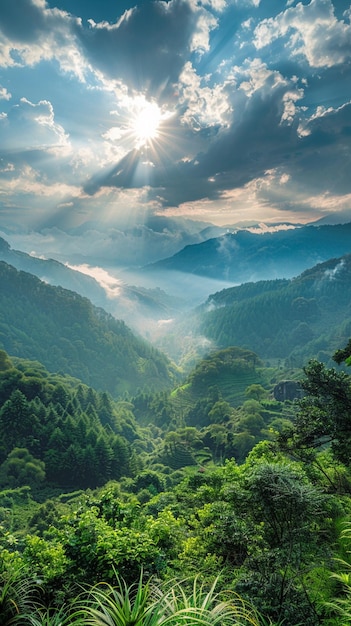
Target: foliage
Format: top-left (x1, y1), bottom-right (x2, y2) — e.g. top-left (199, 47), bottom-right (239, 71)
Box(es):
top-left (188, 347), bottom-right (262, 396)
top-left (25, 604), bottom-right (80, 626)
top-left (0, 566), bottom-right (38, 625)
top-left (279, 356), bottom-right (351, 466)
top-left (323, 523), bottom-right (351, 624)
top-left (2, 323), bottom-right (351, 626)
top-left (0, 449), bottom-right (45, 489)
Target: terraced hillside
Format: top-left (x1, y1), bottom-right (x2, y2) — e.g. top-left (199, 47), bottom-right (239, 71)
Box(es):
top-left (170, 347), bottom-right (268, 415)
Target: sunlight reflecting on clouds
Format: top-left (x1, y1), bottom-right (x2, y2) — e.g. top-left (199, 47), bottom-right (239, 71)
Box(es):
top-left (66, 263), bottom-right (123, 298)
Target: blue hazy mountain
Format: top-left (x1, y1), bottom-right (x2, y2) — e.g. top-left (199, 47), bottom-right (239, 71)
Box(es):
top-left (0, 236), bottom-right (186, 333)
top-left (23, 215), bottom-right (227, 268)
top-left (144, 223), bottom-right (351, 282)
top-left (0, 236), bottom-right (108, 305)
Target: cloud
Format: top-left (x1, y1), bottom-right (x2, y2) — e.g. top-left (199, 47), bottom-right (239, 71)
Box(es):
top-left (83, 56), bottom-right (306, 204)
top-left (1, 217), bottom-right (213, 267)
top-left (0, 0), bottom-right (350, 230)
top-left (178, 61), bottom-right (232, 130)
top-left (77, 0), bottom-right (205, 99)
top-left (324, 258), bottom-right (345, 280)
top-left (0, 0), bottom-right (84, 76)
top-left (0, 97), bottom-right (70, 152)
top-left (0, 97), bottom-right (78, 213)
top-left (0, 86), bottom-right (11, 100)
top-left (254, 0), bottom-right (351, 68)
top-left (66, 263), bottom-right (123, 298)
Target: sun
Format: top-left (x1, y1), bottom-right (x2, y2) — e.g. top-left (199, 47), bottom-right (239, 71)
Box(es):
top-left (130, 100), bottom-right (162, 148)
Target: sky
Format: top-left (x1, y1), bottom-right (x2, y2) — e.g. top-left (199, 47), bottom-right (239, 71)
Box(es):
top-left (0, 0), bottom-right (351, 243)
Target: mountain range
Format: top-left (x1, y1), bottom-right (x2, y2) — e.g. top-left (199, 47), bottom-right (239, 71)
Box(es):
top-left (2, 220), bottom-right (351, 382)
top-left (145, 222), bottom-right (351, 283)
top-left (1, 215), bottom-right (226, 268)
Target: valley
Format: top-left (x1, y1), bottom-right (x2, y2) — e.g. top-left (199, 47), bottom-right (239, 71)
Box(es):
top-left (1, 0), bottom-right (351, 622)
top-left (1, 218), bottom-right (351, 625)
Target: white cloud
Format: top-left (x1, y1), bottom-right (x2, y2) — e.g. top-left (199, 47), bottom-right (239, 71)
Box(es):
top-left (231, 58), bottom-right (286, 98)
top-left (190, 9), bottom-right (218, 54)
top-left (227, 58), bottom-right (304, 124)
top-left (281, 88), bottom-right (304, 124)
top-left (297, 99), bottom-right (351, 137)
top-left (0, 0), bottom-right (84, 78)
top-left (229, 0), bottom-right (260, 6)
top-left (0, 97), bottom-right (71, 153)
top-left (324, 259), bottom-right (345, 280)
top-left (66, 263), bottom-right (123, 298)
top-left (254, 0), bottom-right (351, 68)
top-left (0, 164), bottom-right (79, 199)
top-left (302, 191), bottom-right (351, 212)
top-left (0, 85), bottom-right (11, 100)
top-left (179, 61), bottom-right (232, 129)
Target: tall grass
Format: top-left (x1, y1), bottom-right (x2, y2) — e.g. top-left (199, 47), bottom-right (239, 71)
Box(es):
top-left (80, 573), bottom-right (263, 626)
top-left (0, 570), bottom-right (277, 626)
top-left (323, 523), bottom-right (351, 625)
top-left (0, 569), bottom-right (38, 625)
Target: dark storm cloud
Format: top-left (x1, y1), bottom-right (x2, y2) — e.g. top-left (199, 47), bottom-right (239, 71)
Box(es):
top-left (0, 0), bottom-right (79, 44)
top-left (84, 53), bottom-right (351, 212)
top-left (76, 0), bottom-right (199, 99)
top-left (287, 100), bottom-right (351, 196)
top-left (0, 0), bottom-right (57, 43)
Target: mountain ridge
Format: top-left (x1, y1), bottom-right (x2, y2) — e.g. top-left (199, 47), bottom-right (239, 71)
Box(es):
top-left (0, 235), bottom-right (188, 336)
top-left (187, 252), bottom-right (351, 367)
top-left (144, 222), bottom-right (351, 283)
top-left (0, 261), bottom-right (179, 395)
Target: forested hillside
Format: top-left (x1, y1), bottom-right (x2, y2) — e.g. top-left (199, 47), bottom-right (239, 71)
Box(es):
top-left (0, 236), bottom-right (108, 307)
top-left (0, 236), bottom-right (186, 335)
top-left (191, 254), bottom-right (351, 367)
top-left (2, 259), bottom-right (351, 625)
top-left (2, 342), bottom-right (351, 625)
top-left (0, 262), bottom-right (178, 395)
top-left (0, 351), bottom-right (144, 490)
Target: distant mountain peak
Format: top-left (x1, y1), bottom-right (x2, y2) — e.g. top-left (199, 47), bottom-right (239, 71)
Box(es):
top-left (144, 222), bottom-right (351, 283)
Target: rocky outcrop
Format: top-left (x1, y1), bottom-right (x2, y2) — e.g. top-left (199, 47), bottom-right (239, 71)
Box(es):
top-left (273, 380), bottom-right (304, 402)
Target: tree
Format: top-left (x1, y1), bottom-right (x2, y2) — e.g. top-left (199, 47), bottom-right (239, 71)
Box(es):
top-left (0, 350), bottom-right (12, 372)
top-left (245, 384), bottom-right (267, 402)
top-left (0, 448), bottom-right (45, 488)
top-left (134, 470), bottom-right (165, 495)
top-left (208, 399), bottom-right (234, 424)
top-left (279, 358), bottom-right (351, 465)
top-left (203, 424), bottom-right (228, 460)
top-left (235, 461), bottom-right (330, 625)
top-left (244, 462), bottom-right (326, 549)
top-left (0, 390), bottom-right (35, 452)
